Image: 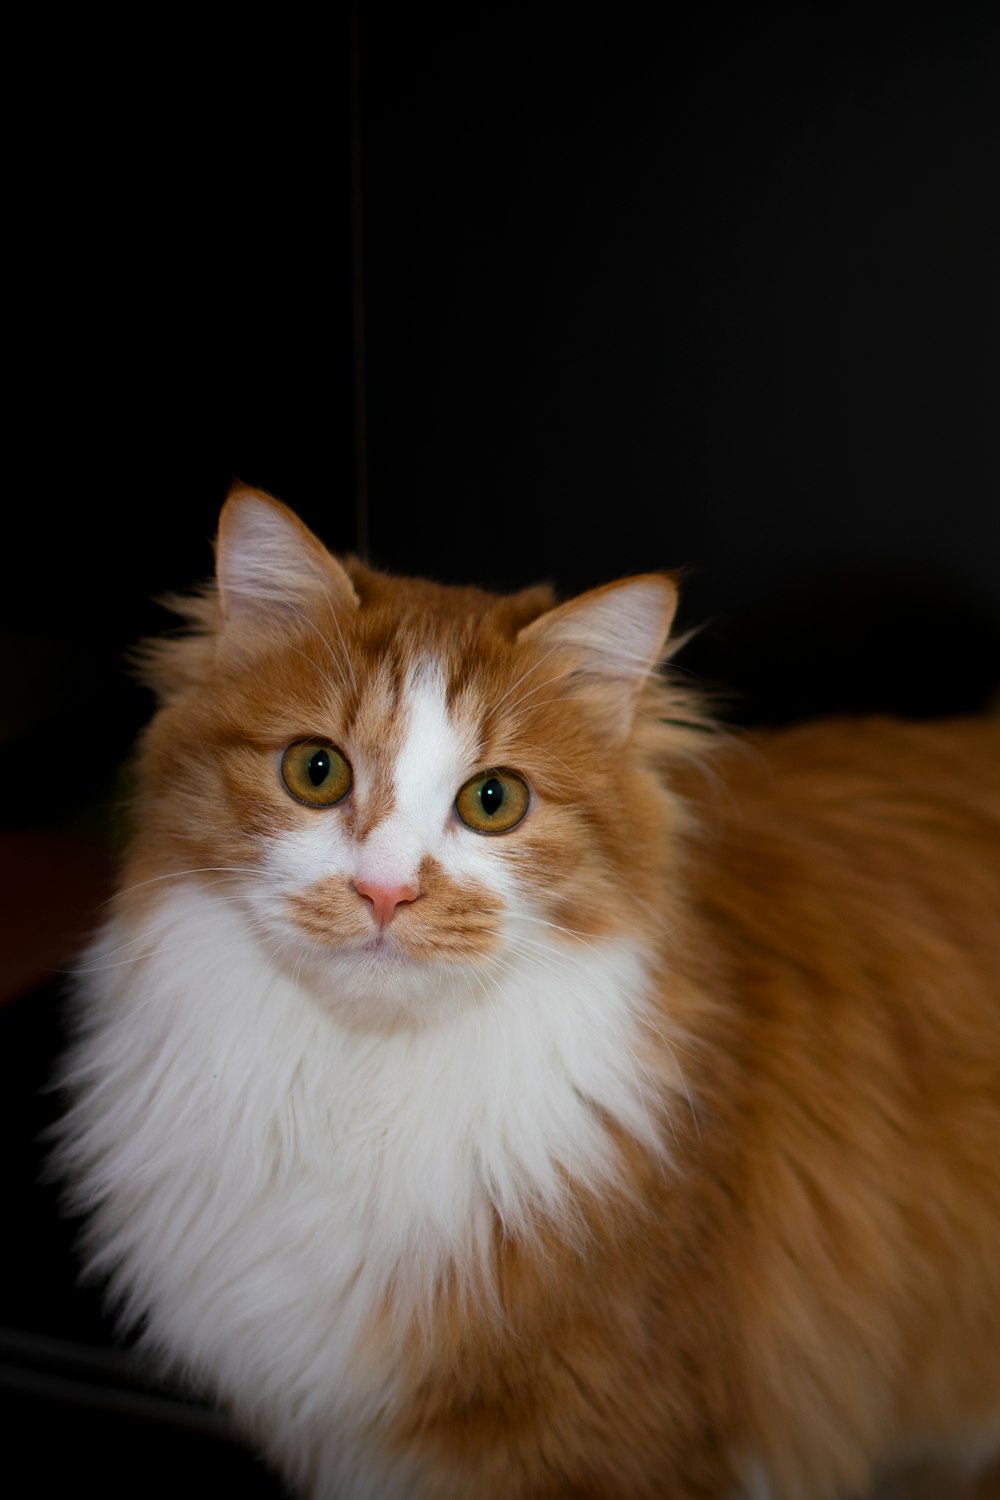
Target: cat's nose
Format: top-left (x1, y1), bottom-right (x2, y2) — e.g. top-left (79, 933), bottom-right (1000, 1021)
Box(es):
top-left (353, 880), bottom-right (420, 930)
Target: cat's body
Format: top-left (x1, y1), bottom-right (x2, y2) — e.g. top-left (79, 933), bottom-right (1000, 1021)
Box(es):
top-left (55, 489), bottom-right (1000, 1499)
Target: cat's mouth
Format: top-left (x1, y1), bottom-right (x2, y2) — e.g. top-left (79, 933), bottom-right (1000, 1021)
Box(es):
top-left (279, 880), bottom-right (505, 989)
top-left (358, 928), bottom-right (410, 960)
top-left (344, 918), bottom-right (440, 975)
top-left (282, 887), bottom-right (426, 962)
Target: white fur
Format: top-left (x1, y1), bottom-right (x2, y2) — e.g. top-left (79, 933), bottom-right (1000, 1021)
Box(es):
top-left (252, 663), bottom-right (512, 1017)
top-left (58, 872), bottom-right (670, 1498)
top-left (55, 648), bottom-right (690, 1495)
top-left (261, 663), bottom-right (472, 894)
top-left (356, 662), bottom-right (481, 891)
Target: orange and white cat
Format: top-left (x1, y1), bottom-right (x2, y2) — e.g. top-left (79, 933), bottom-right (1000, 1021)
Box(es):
top-left (56, 486), bottom-right (1000, 1499)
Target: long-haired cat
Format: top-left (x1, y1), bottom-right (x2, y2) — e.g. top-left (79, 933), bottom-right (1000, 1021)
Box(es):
top-left (54, 486), bottom-right (1000, 1499)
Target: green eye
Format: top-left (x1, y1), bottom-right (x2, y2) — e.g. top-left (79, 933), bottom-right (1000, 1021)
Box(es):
top-left (281, 740), bottom-right (352, 807)
top-left (455, 770), bottom-right (530, 834)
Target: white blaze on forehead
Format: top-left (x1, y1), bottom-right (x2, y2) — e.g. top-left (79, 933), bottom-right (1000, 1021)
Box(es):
top-left (356, 663), bottom-right (471, 889)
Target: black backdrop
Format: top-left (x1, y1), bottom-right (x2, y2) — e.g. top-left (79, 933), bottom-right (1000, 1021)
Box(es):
top-left (5, 6), bottom-right (998, 807)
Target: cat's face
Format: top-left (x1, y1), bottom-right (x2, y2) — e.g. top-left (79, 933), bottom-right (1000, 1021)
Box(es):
top-left (133, 489), bottom-right (680, 1029)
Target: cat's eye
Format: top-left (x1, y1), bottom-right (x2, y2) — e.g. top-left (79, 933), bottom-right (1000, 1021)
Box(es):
top-left (455, 770), bottom-right (530, 834)
top-left (281, 740), bottom-right (353, 807)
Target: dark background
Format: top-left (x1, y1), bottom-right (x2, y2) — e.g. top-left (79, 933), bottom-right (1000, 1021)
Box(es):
top-left (2, 6), bottom-right (998, 1493)
top-left (5, 5), bottom-right (999, 779)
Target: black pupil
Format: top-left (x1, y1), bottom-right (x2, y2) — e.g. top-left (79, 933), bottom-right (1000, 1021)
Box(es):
top-left (480, 777), bottom-right (504, 816)
top-left (307, 749), bottom-right (331, 786)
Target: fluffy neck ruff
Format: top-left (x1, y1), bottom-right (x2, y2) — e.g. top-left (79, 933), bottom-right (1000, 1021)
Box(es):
top-left (61, 881), bottom-right (676, 1430)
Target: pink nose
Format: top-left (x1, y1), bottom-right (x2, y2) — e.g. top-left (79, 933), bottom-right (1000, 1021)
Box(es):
top-left (354, 880), bottom-right (420, 930)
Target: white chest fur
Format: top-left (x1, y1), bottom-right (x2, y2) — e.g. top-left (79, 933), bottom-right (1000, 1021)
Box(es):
top-left (59, 882), bottom-right (664, 1496)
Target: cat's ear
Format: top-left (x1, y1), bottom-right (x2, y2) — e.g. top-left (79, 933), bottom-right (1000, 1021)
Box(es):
top-left (215, 485), bottom-right (359, 628)
top-left (517, 574), bottom-right (678, 739)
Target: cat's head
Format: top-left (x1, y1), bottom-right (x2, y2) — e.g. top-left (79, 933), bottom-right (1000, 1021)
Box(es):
top-left (132, 486), bottom-right (696, 1029)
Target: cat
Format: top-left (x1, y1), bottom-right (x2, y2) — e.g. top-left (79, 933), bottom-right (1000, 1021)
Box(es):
top-left (54, 484), bottom-right (1000, 1500)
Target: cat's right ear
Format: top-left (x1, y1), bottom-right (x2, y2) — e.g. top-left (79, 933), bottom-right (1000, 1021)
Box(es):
top-left (215, 486), bottom-right (359, 632)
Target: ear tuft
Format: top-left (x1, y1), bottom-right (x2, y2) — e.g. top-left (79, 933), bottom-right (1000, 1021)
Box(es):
top-left (517, 574), bottom-right (678, 737)
top-left (216, 486), bottom-right (358, 625)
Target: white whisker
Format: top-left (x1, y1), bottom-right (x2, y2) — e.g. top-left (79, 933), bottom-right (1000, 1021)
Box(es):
top-left (488, 645), bottom-right (560, 715)
top-left (105, 866), bottom-right (265, 906)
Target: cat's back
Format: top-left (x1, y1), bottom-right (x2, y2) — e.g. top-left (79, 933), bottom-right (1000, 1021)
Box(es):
top-left (682, 713), bottom-right (1000, 954)
top-left (672, 716), bottom-right (1000, 1491)
top-left (676, 712), bottom-right (1000, 1125)
top-left (703, 711), bottom-right (1000, 831)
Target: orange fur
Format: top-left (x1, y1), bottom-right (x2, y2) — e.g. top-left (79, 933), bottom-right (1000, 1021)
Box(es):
top-left (359, 718), bottom-right (1000, 1499)
top-left (91, 491), bottom-right (1000, 1497)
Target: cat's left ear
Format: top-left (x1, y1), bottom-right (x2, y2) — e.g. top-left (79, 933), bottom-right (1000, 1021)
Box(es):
top-left (517, 574), bottom-right (678, 740)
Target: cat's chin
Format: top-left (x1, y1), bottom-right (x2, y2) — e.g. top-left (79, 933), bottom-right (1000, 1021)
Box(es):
top-left (288, 939), bottom-right (468, 1032)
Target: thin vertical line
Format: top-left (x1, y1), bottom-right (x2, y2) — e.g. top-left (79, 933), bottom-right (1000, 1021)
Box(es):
top-left (349, 0), bottom-right (369, 560)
